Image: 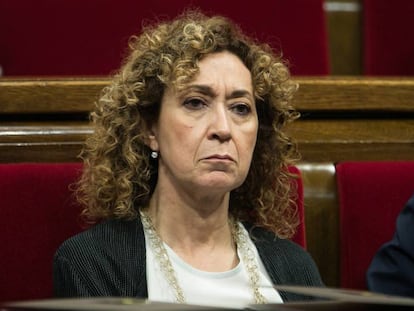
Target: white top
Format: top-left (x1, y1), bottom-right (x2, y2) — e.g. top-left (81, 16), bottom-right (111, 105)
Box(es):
top-left (144, 223), bottom-right (283, 308)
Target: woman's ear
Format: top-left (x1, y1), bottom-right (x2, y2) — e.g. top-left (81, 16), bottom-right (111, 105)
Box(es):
top-left (146, 125), bottom-right (159, 152)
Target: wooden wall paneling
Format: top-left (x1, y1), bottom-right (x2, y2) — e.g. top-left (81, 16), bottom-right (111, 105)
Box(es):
top-left (324, 0), bottom-right (363, 75)
top-left (298, 163), bottom-right (339, 287)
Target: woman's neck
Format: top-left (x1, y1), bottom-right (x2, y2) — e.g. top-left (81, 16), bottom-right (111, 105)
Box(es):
top-left (146, 186), bottom-right (237, 271)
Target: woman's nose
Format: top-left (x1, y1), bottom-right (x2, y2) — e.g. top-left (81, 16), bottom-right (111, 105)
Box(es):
top-left (207, 104), bottom-right (232, 142)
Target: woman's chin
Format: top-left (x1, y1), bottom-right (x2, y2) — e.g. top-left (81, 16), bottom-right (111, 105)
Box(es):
top-left (192, 174), bottom-right (244, 193)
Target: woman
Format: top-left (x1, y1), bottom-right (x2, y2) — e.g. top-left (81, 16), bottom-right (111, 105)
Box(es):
top-left (53, 10), bottom-right (323, 307)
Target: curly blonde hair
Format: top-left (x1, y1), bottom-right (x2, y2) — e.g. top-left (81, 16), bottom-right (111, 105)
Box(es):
top-left (77, 10), bottom-right (300, 238)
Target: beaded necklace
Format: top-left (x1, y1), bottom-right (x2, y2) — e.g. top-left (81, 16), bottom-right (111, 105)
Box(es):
top-left (140, 211), bottom-right (266, 304)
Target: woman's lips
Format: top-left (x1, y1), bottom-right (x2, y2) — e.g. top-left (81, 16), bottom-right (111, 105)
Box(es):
top-left (204, 154), bottom-right (235, 162)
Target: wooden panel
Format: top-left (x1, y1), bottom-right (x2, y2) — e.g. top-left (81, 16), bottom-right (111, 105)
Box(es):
top-left (325, 0), bottom-right (363, 75)
top-left (299, 143), bottom-right (414, 163)
top-left (1, 77), bottom-right (413, 163)
top-left (294, 77), bottom-right (414, 111)
top-left (0, 144), bottom-right (83, 163)
top-left (0, 123), bottom-right (91, 142)
top-left (0, 122), bottom-right (89, 163)
top-left (0, 78), bottom-right (107, 113)
top-left (298, 163), bottom-right (339, 287)
top-left (288, 119), bottom-right (414, 162)
top-left (1, 77), bottom-right (414, 113)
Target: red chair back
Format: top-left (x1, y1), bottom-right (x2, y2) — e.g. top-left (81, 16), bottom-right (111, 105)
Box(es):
top-left (363, 0), bottom-right (414, 75)
top-left (0, 163), bottom-right (84, 302)
top-left (336, 161), bottom-right (414, 289)
top-left (0, 0), bottom-right (329, 76)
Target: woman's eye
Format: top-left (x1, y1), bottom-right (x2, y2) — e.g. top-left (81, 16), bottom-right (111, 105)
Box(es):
top-left (183, 98), bottom-right (206, 110)
top-left (231, 103), bottom-right (251, 116)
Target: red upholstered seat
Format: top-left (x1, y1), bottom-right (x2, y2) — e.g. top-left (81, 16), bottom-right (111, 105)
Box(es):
top-left (0, 0), bottom-right (329, 76)
top-left (336, 161), bottom-right (414, 290)
top-left (363, 0), bottom-right (414, 75)
top-left (0, 163), bottom-right (84, 302)
top-left (0, 163), bottom-right (306, 302)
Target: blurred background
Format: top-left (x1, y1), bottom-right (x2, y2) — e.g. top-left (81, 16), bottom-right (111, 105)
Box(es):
top-left (1, 0), bottom-right (413, 77)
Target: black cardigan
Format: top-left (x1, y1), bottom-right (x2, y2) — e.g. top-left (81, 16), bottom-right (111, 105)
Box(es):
top-left (53, 218), bottom-right (323, 302)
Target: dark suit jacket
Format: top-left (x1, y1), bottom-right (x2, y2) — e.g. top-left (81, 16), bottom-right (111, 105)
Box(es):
top-left (367, 193), bottom-right (414, 297)
top-left (53, 219), bottom-right (323, 302)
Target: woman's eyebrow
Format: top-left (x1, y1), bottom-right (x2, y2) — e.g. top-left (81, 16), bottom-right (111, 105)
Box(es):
top-left (228, 89), bottom-right (254, 101)
top-left (185, 85), bottom-right (253, 101)
top-left (184, 84), bottom-right (216, 97)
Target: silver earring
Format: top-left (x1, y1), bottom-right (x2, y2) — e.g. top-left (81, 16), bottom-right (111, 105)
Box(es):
top-left (151, 151), bottom-right (158, 159)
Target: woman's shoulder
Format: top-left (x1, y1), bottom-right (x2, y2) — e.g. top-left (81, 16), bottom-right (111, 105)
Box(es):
top-left (244, 223), bottom-right (323, 284)
top-left (243, 222), bottom-right (305, 251)
top-left (242, 223), bottom-right (324, 301)
top-left (54, 218), bottom-right (144, 261)
top-left (53, 218), bottom-right (147, 297)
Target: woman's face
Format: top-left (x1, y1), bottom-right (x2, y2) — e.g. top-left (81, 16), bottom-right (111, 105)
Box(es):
top-left (149, 51), bottom-right (258, 195)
